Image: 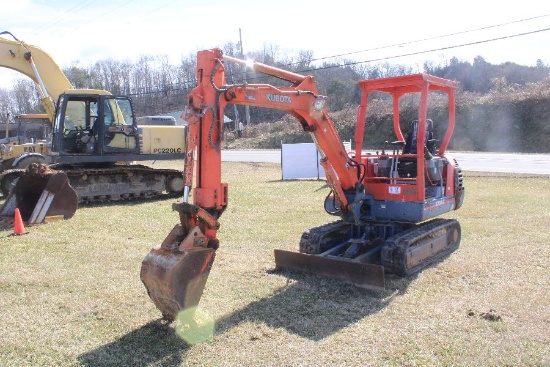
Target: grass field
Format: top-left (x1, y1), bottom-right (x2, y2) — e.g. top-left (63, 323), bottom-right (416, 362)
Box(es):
top-left (0, 161), bottom-right (549, 367)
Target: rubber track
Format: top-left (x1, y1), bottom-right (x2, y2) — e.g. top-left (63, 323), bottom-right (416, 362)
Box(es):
top-left (380, 218), bottom-right (460, 276)
top-left (299, 220), bottom-right (350, 254)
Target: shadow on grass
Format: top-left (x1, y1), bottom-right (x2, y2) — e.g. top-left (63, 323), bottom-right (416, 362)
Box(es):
top-left (214, 270), bottom-right (415, 341)
top-left (77, 272), bottom-right (414, 366)
top-left (77, 319), bottom-right (189, 367)
top-left (75, 239), bottom-right (459, 366)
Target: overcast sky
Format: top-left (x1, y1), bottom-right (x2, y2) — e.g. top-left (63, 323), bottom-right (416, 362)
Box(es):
top-left (2, 0), bottom-right (550, 89)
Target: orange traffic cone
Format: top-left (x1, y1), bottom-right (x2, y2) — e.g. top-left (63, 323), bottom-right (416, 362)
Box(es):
top-left (12, 208), bottom-right (29, 236)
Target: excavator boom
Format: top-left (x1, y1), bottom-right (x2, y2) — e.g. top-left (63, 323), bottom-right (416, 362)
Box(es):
top-left (0, 31), bottom-right (71, 121)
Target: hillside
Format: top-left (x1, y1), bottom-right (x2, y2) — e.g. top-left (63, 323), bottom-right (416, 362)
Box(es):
top-left (225, 80), bottom-right (550, 153)
top-left (2, 47), bottom-right (549, 153)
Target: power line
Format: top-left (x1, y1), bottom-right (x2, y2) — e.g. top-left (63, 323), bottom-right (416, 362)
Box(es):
top-left (311, 13), bottom-right (550, 63)
top-left (127, 25), bottom-right (550, 97)
top-left (27, 2), bottom-right (550, 71)
top-left (143, 0), bottom-right (184, 16)
top-left (305, 26), bottom-right (550, 73)
top-left (34, 0), bottom-right (182, 34)
top-left (44, 0), bottom-right (136, 32)
top-left (33, 0), bottom-right (99, 32)
top-left (9, 5), bottom-right (549, 96)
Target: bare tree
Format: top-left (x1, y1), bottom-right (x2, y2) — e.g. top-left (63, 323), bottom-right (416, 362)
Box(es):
top-left (0, 88), bottom-right (13, 121)
top-left (63, 62), bottom-right (89, 88)
top-left (12, 79), bottom-right (40, 115)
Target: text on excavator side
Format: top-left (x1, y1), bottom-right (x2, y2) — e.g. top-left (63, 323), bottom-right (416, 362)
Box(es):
top-left (266, 94), bottom-right (292, 103)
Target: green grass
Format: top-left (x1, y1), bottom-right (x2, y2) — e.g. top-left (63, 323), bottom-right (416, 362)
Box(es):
top-left (0, 162), bottom-right (549, 366)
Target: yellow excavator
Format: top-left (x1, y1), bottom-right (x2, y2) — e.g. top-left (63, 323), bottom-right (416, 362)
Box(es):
top-left (0, 31), bottom-right (187, 223)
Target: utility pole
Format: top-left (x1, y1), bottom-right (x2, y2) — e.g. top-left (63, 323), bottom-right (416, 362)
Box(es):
top-left (4, 112), bottom-right (9, 139)
top-left (239, 28), bottom-right (251, 126)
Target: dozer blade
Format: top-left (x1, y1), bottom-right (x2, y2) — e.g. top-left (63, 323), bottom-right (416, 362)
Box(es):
top-left (0, 163), bottom-right (77, 224)
top-left (274, 249), bottom-right (386, 291)
top-left (140, 225), bottom-right (216, 321)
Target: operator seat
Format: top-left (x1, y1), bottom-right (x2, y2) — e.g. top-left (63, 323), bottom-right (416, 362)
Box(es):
top-left (398, 119), bottom-right (437, 179)
top-left (80, 117), bottom-right (98, 154)
top-left (403, 119), bottom-right (435, 156)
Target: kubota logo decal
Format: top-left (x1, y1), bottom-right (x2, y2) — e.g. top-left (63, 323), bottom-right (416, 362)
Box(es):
top-left (266, 94), bottom-right (292, 103)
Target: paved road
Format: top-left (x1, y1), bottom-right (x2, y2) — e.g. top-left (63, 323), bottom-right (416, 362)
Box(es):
top-left (222, 150), bottom-right (550, 175)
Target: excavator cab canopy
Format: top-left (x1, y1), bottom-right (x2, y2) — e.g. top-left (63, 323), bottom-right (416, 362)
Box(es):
top-left (52, 92), bottom-right (139, 158)
top-left (350, 74), bottom-right (459, 214)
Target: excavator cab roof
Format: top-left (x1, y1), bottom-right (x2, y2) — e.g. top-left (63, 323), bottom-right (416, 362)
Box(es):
top-left (62, 89), bottom-right (112, 96)
top-left (358, 73), bottom-right (458, 93)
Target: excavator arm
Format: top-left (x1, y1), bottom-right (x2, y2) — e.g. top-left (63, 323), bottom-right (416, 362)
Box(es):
top-left (185, 49), bottom-right (362, 221)
top-left (141, 48), bottom-right (365, 320)
top-left (0, 31), bottom-right (73, 122)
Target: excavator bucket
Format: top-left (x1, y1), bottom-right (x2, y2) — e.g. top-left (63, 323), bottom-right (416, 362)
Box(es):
top-left (274, 249), bottom-right (386, 291)
top-left (0, 163), bottom-right (78, 225)
top-left (140, 223), bottom-right (216, 321)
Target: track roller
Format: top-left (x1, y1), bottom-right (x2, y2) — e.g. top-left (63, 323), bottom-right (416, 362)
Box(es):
top-left (381, 218), bottom-right (461, 276)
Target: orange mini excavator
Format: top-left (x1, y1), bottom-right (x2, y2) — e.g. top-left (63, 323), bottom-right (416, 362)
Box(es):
top-left (140, 49), bottom-right (465, 321)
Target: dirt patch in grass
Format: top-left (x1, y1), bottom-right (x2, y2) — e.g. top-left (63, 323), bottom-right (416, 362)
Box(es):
top-left (0, 163), bottom-right (548, 366)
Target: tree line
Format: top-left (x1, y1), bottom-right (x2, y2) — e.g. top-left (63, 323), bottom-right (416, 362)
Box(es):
top-left (1, 43), bottom-right (549, 152)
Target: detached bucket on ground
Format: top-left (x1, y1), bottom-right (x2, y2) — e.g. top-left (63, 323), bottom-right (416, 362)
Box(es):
top-left (0, 163), bottom-right (78, 225)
